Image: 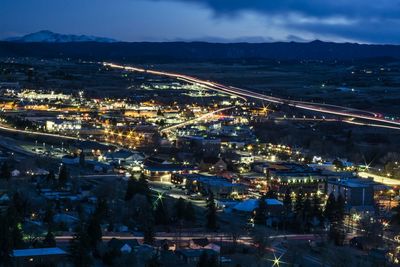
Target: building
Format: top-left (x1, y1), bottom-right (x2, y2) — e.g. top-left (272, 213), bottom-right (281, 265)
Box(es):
top-left (263, 162), bottom-right (327, 195)
top-left (176, 249), bottom-right (219, 265)
top-left (199, 157), bottom-right (227, 173)
top-left (143, 164), bottom-right (198, 182)
top-left (174, 174), bottom-right (247, 199)
top-left (327, 177), bottom-right (375, 213)
top-left (177, 136), bottom-right (221, 157)
top-left (11, 248), bottom-right (67, 267)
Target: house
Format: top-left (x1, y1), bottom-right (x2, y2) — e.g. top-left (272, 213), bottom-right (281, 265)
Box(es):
top-left (143, 164), bottom-right (198, 182)
top-left (233, 198), bottom-right (283, 213)
top-left (61, 155), bottom-right (79, 165)
top-left (108, 238), bottom-right (140, 254)
top-left (176, 249), bottom-right (219, 264)
top-left (103, 149), bottom-right (145, 166)
top-left (199, 157), bottom-right (227, 173)
top-left (179, 174), bottom-right (247, 198)
top-left (327, 177), bottom-right (376, 213)
top-left (11, 247), bottom-right (67, 267)
top-left (189, 238), bottom-right (221, 253)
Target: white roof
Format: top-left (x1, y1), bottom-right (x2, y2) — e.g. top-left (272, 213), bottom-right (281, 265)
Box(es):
top-left (233, 198), bottom-right (283, 212)
top-left (13, 247), bottom-right (66, 257)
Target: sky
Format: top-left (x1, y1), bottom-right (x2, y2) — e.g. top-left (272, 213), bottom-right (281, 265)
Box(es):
top-left (1, 0), bottom-right (400, 44)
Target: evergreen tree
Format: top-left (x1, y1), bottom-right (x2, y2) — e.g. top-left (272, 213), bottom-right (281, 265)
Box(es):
top-left (146, 255), bottom-right (161, 267)
top-left (294, 190), bottom-right (304, 216)
top-left (87, 215), bottom-right (102, 249)
top-left (283, 189), bottom-right (292, 214)
top-left (143, 224), bottom-right (155, 245)
top-left (1, 162), bottom-right (11, 181)
top-left (185, 202), bottom-right (196, 222)
top-left (79, 152), bottom-right (85, 166)
top-left (58, 164), bottom-right (69, 187)
top-left (254, 194), bottom-right (267, 225)
top-left (324, 192), bottom-right (336, 222)
top-left (154, 201), bottom-right (169, 225)
top-left (197, 251), bottom-right (209, 267)
top-left (174, 197), bottom-right (186, 220)
top-left (312, 193), bottom-right (322, 219)
top-left (125, 178), bottom-right (137, 201)
top-left (43, 230), bottom-right (56, 247)
top-left (206, 192), bottom-right (217, 230)
top-left (46, 170), bottom-right (55, 183)
top-left (94, 198), bottom-right (108, 221)
top-left (69, 224), bottom-right (92, 267)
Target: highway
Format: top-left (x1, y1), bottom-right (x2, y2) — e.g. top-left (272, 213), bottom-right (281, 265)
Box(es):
top-left (104, 62), bottom-right (400, 130)
top-left (160, 106), bottom-right (234, 133)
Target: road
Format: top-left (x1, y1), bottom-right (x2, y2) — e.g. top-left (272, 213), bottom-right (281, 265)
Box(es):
top-left (160, 106), bottom-right (234, 133)
top-left (104, 62), bottom-right (400, 130)
top-left (358, 171), bottom-right (400, 186)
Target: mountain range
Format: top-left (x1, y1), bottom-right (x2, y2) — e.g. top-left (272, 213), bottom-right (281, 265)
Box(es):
top-left (2, 31), bottom-right (400, 62)
top-left (4, 30), bottom-right (117, 43)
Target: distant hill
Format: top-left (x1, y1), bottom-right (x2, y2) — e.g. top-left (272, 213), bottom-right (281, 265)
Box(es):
top-left (4, 30), bottom-right (117, 43)
top-left (1, 39), bottom-right (400, 61)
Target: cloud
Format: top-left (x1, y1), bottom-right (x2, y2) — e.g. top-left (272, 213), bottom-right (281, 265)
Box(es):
top-left (150, 0), bottom-right (400, 44)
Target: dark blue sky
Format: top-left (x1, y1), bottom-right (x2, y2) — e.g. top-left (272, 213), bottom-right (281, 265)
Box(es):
top-left (1, 0), bottom-right (400, 43)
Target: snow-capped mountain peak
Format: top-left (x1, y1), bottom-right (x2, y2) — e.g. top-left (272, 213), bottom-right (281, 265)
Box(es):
top-left (4, 30), bottom-right (118, 43)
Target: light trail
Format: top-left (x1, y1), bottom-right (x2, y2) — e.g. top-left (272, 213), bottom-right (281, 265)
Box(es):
top-left (0, 123), bottom-right (78, 140)
top-left (160, 106), bottom-right (234, 133)
top-left (104, 62), bottom-right (400, 130)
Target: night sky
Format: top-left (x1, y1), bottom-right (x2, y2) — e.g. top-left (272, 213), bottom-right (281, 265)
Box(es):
top-left (1, 0), bottom-right (400, 44)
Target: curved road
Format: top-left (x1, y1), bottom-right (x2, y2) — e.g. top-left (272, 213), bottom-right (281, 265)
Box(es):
top-left (104, 62), bottom-right (400, 130)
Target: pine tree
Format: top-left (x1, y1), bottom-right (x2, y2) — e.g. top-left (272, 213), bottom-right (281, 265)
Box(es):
top-left (312, 193), bottom-right (323, 225)
top-left (125, 178), bottom-right (137, 201)
top-left (87, 215), bottom-right (102, 249)
top-left (254, 194), bottom-right (267, 225)
top-left (43, 230), bottom-right (56, 247)
top-left (58, 164), bottom-right (69, 187)
top-left (154, 201), bottom-right (169, 225)
top-left (185, 202), bottom-right (196, 222)
top-left (324, 192), bottom-right (336, 222)
top-left (69, 224), bottom-right (92, 267)
top-left (1, 162), bottom-right (11, 181)
top-left (206, 192), bottom-right (217, 230)
top-left (79, 152), bottom-right (85, 166)
top-left (283, 189), bottom-right (292, 214)
top-left (294, 190), bottom-right (304, 216)
top-left (143, 224), bottom-right (155, 245)
top-left (174, 197), bottom-right (186, 220)
top-left (46, 170), bottom-right (55, 183)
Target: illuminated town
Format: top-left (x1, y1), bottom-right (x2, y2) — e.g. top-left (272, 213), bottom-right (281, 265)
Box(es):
top-left (1, 1), bottom-right (400, 267)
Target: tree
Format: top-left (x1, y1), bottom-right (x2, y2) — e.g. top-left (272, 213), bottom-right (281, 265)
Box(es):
top-left (324, 193), bottom-right (336, 222)
top-left (87, 215), bottom-right (102, 249)
top-left (294, 190), bottom-right (304, 216)
top-left (283, 189), bottom-right (292, 214)
top-left (146, 255), bottom-right (161, 267)
top-left (312, 193), bottom-right (323, 224)
top-left (154, 201), bottom-right (169, 225)
top-left (69, 224), bottom-right (92, 267)
top-left (143, 224), bottom-right (155, 245)
top-left (79, 152), bottom-right (85, 166)
top-left (58, 164), bottom-right (69, 187)
top-left (46, 170), bottom-right (55, 183)
top-left (1, 162), bottom-right (11, 181)
top-left (125, 178), bottom-right (137, 201)
top-left (254, 194), bottom-right (267, 225)
top-left (185, 202), bottom-right (196, 222)
top-left (174, 197), bottom-right (186, 220)
top-left (206, 192), bottom-right (217, 230)
top-left (43, 230), bottom-right (56, 247)
top-left (94, 198), bottom-right (108, 221)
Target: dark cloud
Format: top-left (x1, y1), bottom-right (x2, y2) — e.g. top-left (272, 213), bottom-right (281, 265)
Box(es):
top-left (152, 0), bottom-right (400, 43)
